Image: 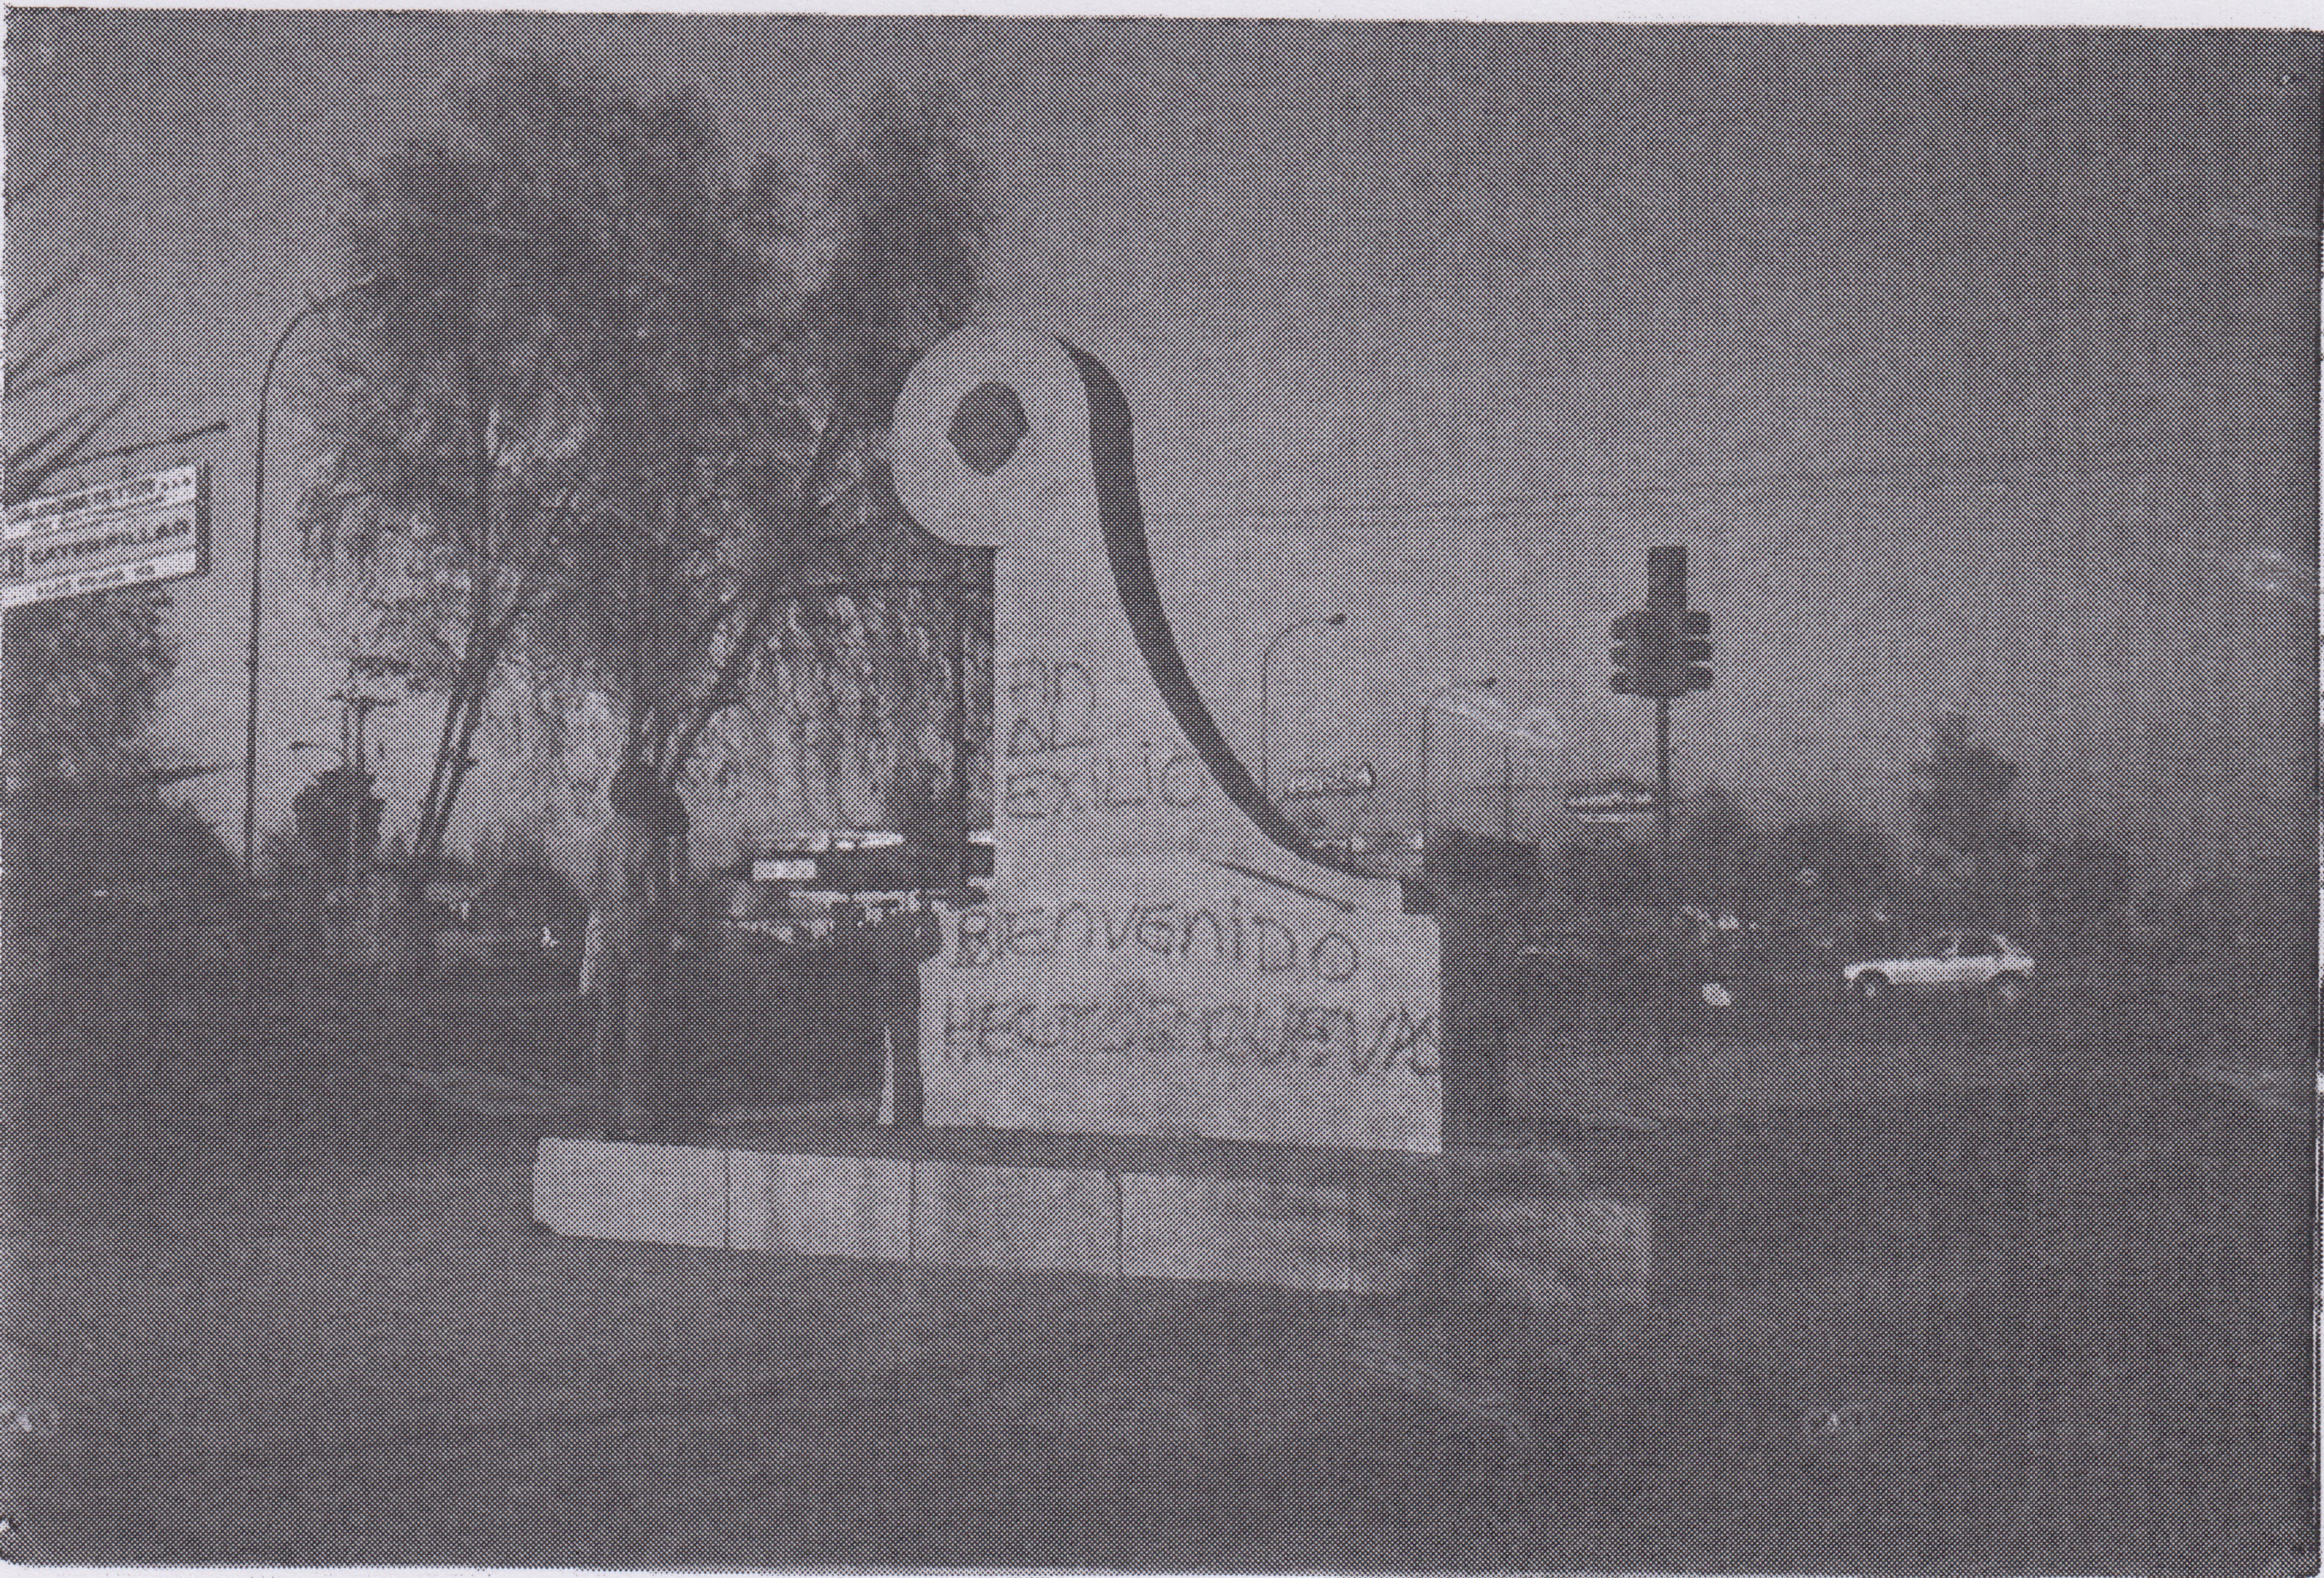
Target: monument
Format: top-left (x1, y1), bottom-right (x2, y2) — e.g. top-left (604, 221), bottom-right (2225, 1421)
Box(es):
top-left (889, 327), bottom-right (1444, 1154)
top-left (535, 324), bottom-right (1642, 1309)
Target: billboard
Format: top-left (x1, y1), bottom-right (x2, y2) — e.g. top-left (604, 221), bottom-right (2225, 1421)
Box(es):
top-left (5, 463), bottom-right (208, 609)
top-left (1566, 780), bottom-right (1657, 826)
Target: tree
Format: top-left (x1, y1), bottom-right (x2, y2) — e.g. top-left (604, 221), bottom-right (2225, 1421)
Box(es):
top-left (1768, 813), bottom-right (1897, 916)
top-left (306, 59), bottom-right (978, 1137)
top-left (2033, 831), bottom-right (2135, 946)
top-left (0, 575), bottom-right (172, 792)
top-left (3, 13), bottom-right (241, 988)
top-left (3, 12), bottom-right (170, 791)
top-left (301, 64), bottom-right (626, 964)
top-left (1553, 835), bottom-right (1653, 912)
top-left (1911, 711), bottom-right (2027, 920)
top-left (1671, 781), bottom-right (1762, 916)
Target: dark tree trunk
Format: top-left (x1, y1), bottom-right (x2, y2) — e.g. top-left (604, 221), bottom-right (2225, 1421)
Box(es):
top-left (591, 763), bottom-right (689, 1142)
top-left (391, 679), bottom-right (494, 981)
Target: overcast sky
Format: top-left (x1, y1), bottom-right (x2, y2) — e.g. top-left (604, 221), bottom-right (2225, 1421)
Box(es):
top-left (8, 15), bottom-right (2317, 890)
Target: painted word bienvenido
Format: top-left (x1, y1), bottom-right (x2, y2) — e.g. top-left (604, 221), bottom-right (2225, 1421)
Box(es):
top-left (948, 899), bottom-right (1362, 985)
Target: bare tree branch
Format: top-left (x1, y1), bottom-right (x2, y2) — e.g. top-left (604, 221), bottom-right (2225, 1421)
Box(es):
top-left (10, 387), bottom-right (137, 500)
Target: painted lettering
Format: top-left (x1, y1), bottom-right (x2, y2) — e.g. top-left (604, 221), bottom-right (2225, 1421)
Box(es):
top-left (1364, 1007), bottom-right (1440, 1077)
top-left (958, 900), bottom-right (1360, 983)
top-left (1247, 915), bottom-right (1299, 972)
top-left (1098, 739), bottom-right (1154, 810)
top-left (953, 994), bottom-right (1436, 1080)
top-left (1135, 903), bottom-right (1180, 955)
top-left (999, 908), bottom-right (1053, 958)
top-left (1003, 655), bottom-right (1098, 759)
top-left (1201, 1001), bottom-right (1247, 1059)
top-left (951, 909), bottom-right (992, 968)
top-left (1180, 906), bottom-right (1230, 964)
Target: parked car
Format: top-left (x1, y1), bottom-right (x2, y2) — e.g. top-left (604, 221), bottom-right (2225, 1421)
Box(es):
top-left (1842, 932), bottom-right (2035, 1001)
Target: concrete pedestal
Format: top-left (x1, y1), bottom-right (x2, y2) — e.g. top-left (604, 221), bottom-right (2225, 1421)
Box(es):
top-left (535, 1119), bottom-right (1648, 1306)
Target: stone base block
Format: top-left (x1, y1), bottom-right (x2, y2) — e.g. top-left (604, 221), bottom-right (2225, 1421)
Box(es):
top-left (534, 1132), bottom-right (1649, 1303)
top-left (535, 1136), bottom-right (729, 1250)
top-left (912, 1159), bottom-right (1120, 1275)
top-left (1122, 1171), bottom-right (1357, 1294)
top-left (728, 1149), bottom-right (913, 1260)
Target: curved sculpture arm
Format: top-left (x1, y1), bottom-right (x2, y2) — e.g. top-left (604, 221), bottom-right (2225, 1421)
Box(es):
top-left (1057, 340), bottom-right (1349, 877)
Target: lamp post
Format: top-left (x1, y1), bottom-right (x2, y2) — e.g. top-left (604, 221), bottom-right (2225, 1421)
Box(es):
top-left (243, 275), bottom-right (386, 880)
top-left (1256, 609), bottom-right (1345, 800)
top-left (1502, 738), bottom-right (1516, 841)
top-left (1418, 675), bottom-right (1495, 852)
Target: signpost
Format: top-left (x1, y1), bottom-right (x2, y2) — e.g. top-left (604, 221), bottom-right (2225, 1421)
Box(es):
top-left (1, 461), bottom-right (214, 896)
top-left (1610, 546), bottom-right (1714, 859)
top-left (1610, 547), bottom-right (1715, 1028)
top-left (5, 463), bottom-right (208, 609)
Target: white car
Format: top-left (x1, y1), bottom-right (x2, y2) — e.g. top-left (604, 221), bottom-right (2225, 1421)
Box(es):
top-left (1843, 932), bottom-right (2034, 1001)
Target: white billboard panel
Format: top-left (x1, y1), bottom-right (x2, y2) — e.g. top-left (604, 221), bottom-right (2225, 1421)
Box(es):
top-left (4, 463), bottom-right (208, 608)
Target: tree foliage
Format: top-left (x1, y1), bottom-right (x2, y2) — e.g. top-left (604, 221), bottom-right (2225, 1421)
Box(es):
top-left (1768, 813), bottom-right (1897, 914)
top-left (1669, 782), bottom-right (1760, 912)
top-left (2034, 831), bottom-right (2135, 939)
top-left (305, 62), bottom-right (977, 817)
top-left (299, 56), bottom-right (979, 1133)
top-left (4, 16), bottom-right (172, 789)
top-left (1911, 711), bottom-right (2022, 873)
top-left (1910, 711), bottom-right (2031, 923)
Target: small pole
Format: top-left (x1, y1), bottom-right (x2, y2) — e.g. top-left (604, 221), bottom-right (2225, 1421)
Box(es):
top-left (245, 279), bottom-right (383, 880)
top-left (878, 1024), bottom-right (898, 1126)
top-left (1654, 696), bottom-right (1674, 871)
top-left (1653, 694), bottom-right (1677, 1073)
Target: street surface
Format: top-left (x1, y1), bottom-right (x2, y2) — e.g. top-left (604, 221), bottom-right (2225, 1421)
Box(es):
top-left (1, 983), bottom-right (2310, 1573)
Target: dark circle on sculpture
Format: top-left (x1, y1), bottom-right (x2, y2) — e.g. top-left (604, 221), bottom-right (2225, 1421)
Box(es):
top-left (949, 381), bottom-right (1029, 474)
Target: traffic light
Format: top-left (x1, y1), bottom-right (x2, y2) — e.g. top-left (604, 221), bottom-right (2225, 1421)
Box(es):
top-left (1619, 551), bottom-right (1713, 698)
top-left (1673, 608), bottom-right (1714, 694)
top-left (1611, 612), bottom-right (1643, 694)
top-left (1647, 545), bottom-right (1689, 614)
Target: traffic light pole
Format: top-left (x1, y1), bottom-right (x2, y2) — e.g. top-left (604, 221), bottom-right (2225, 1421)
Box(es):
top-left (1613, 547), bottom-right (1713, 1052)
top-left (1653, 695), bottom-right (1674, 868)
top-left (1653, 694), bottom-right (1676, 1044)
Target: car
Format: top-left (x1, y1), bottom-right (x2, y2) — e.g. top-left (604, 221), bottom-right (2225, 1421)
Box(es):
top-left (1842, 932), bottom-right (2035, 1001)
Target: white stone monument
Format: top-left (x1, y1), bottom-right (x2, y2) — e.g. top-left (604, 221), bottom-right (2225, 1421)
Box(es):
top-left (891, 327), bottom-right (1444, 1153)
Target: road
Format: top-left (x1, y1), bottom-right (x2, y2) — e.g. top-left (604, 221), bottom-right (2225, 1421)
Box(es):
top-left (1, 992), bottom-right (2311, 1573)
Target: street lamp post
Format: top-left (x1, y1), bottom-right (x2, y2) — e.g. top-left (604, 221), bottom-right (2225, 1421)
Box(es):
top-left (244, 275), bottom-right (386, 880)
top-left (1418, 675), bottom-right (1495, 853)
top-left (1502, 738), bottom-right (1516, 841)
top-left (1256, 610), bottom-right (1345, 800)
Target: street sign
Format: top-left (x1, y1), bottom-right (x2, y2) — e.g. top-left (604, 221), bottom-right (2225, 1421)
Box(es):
top-left (1567, 782), bottom-right (1657, 818)
top-left (5, 463), bottom-right (208, 609)
top-left (1280, 762), bottom-right (1376, 801)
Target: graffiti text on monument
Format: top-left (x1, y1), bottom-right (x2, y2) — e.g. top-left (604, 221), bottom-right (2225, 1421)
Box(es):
top-left (1001, 746), bottom-right (1208, 819)
top-left (947, 901), bottom-right (1361, 983)
top-left (934, 992), bottom-right (1439, 1078)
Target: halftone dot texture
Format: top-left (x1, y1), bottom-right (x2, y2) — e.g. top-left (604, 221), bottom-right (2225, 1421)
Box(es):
top-left (5, 14), bottom-right (2316, 1575)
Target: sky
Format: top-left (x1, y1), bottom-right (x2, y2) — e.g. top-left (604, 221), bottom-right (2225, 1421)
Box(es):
top-left (7, 14), bottom-right (2318, 910)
